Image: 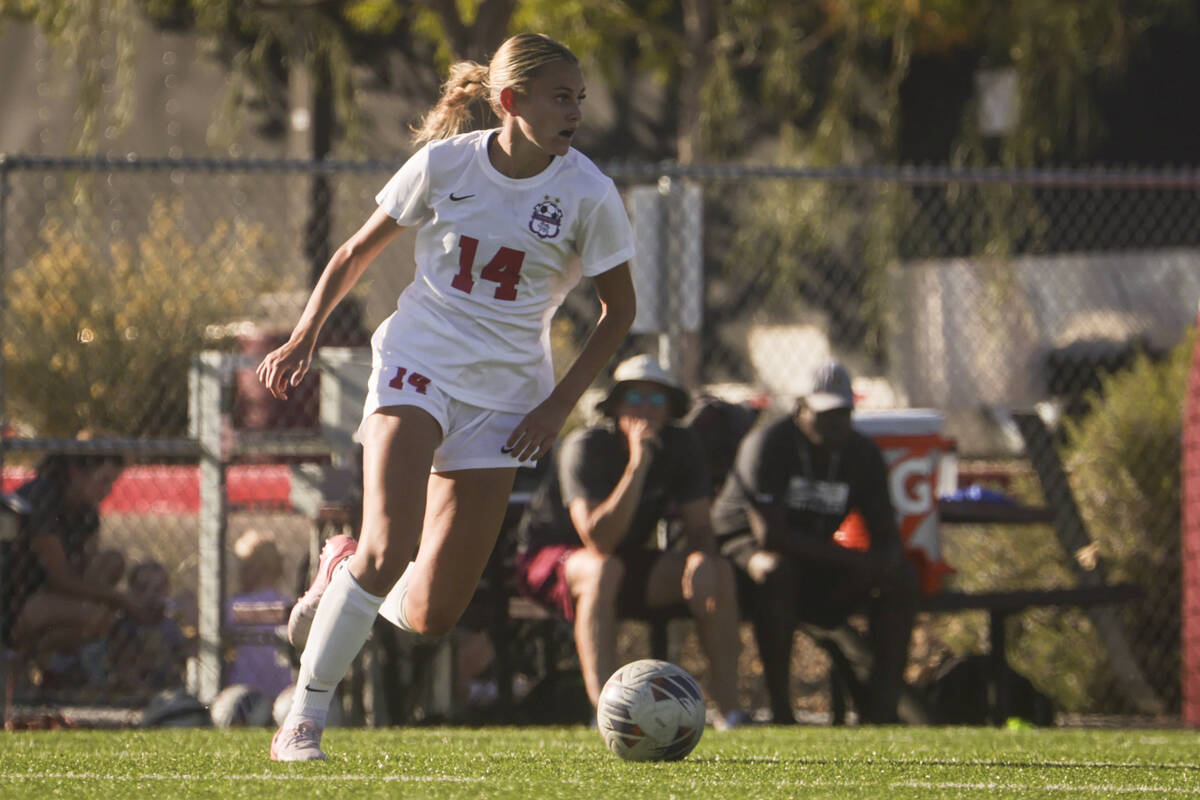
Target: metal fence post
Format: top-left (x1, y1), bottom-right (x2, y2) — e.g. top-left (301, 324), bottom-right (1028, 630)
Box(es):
top-left (0, 155), bottom-right (9, 684)
top-left (655, 175), bottom-right (703, 390)
top-left (191, 351), bottom-right (228, 703)
top-left (0, 153), bottom-right (9, 442)
top-left (657, 176), bottom-right (683, 381)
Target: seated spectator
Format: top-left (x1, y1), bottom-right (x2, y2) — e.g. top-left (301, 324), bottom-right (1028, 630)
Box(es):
top-left (1, 445), bottom-right (153, 680)
top-left (515, 354), bottom-right (746, 728)
top-left (103, 560), bottom-right (189, 695)
top-left (711, 359), bottom-right (919, 724)
top-left (684, 395), bottom-right (764, 496)
top-left (224, 529), bottom-right (294, 701)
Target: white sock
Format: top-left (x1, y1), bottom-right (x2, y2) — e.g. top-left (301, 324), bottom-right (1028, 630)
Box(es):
top-left (378, 562), bottom-right (418, 634)
top-left (285, 563), bottom-right (383, 729)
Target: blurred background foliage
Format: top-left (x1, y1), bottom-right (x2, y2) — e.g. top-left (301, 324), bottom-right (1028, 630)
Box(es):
top-left (1060, 324), bottom-right (1196, 711)
top-left (1, 0), bottom-right (1195, 166)
top-left (934, 326), bottom-right (1196, 713)
top-left (2, 196), bottom-right (273, 438)
top-left (4, 1), bottom-right (1196, 372)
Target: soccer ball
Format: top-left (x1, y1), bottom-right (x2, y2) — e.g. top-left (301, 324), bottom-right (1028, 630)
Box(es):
top-left (596, 659), bottom-right (706, 761)
top-left (142, 689), bottom-right (211, 728)
top-left (210, 684), bottom-right (273, 728)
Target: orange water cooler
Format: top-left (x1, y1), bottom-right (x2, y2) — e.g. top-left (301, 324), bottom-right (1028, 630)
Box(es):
top-left (837, 409), bottom-right (956, 595)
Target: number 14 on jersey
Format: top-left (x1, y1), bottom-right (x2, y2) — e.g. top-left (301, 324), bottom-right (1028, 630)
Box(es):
top-left (451, 235), bottom-right (525, 301)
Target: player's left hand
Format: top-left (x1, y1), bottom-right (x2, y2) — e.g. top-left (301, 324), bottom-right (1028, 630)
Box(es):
top-left (504, 398), bottom-right (570, 462)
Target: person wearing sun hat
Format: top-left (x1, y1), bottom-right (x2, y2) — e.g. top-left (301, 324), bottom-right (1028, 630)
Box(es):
top-left (514, 353), bottom-right (747, 729)
top-left (710, 357), bottom-right (919, 724)
top-left (593, 353), bottom-right (692, 420)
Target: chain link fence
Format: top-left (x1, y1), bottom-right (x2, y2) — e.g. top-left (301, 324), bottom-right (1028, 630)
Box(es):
top-left (1, 156), bottom-right (1198, 725)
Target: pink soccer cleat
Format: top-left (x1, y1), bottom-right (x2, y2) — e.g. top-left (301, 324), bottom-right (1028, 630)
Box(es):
top-left (270, 720), bottom-right (327, 761)
top-left (287, 534), bottom-right (358, 650)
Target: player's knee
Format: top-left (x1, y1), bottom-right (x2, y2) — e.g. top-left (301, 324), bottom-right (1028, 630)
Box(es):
top-left (406, 602), bottom-right (458, 638)
top-left (417, 614), bottom-right (457, 639)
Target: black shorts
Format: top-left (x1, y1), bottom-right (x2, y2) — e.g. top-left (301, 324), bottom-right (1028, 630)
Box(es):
top-left (723, 535), bottom-right (868, 629)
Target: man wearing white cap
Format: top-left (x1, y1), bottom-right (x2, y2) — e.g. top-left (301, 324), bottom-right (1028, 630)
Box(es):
top-left (515, 354), bottom-right (746, 729)
top-left (711, 359), bottom-right (918, 724)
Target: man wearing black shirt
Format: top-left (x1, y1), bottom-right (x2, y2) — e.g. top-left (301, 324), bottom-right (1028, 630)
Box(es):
top-left (712, 360), bottom-right (918, 724)
top-left (516, 355), bottom-right (745, 728)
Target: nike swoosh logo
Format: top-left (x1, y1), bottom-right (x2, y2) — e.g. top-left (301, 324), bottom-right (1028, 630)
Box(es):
top-left (449, 192), bottom-right (476, 201)
top-left (500, 445), bottom-right (516, 454)
top-left (305, 686), bottom-right (329, 693)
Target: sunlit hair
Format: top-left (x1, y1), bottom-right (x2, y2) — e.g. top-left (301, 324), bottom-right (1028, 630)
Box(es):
top-left (234, 529), bottom-right (284, 592)
top-left (411, 33), bottom-right (578, 145)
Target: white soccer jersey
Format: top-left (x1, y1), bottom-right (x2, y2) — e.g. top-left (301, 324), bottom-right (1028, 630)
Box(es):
top-left (372, 129), bottom-right (635, 414)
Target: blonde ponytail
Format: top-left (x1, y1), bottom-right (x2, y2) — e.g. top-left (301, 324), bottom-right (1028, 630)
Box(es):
top-left (411, 61), bottom-right (492, 145)
top-left (411, 34), bottom-right (579, 146)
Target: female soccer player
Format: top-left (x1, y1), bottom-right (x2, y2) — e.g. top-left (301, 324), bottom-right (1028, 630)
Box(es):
top-left (257, 33), bottom-right (636, 760)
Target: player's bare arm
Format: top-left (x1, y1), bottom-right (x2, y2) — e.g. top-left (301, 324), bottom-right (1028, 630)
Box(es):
top-left (504, 261), bottom-right (636, 461)
top-left (257, 207), bottom-right (407, 400)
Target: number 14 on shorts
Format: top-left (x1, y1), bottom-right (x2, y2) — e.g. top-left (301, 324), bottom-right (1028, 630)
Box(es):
top-left (389, 367), bottom-right (431, 394)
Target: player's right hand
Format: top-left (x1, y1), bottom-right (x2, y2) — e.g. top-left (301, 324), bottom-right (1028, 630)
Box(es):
top-left (256, 340), bottom-right (312, 400)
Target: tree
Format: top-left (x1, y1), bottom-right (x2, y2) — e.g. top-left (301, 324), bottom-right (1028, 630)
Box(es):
top-left (6, 1), bottom-right (1197, 166)
top-left (0, 0), bottom-right (141, 155)
top-left (0, 1), bottom-right (527, 156)
top-left (2, 197), bottom-right (273, 437)
top-left (686, 1), bottom-right (1195, 366)
top-left (1061, 326), bottom-right (1195, 712)
top-left (6, 1), bottom-right (1196, 376)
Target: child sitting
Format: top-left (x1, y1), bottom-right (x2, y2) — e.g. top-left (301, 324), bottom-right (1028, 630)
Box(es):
top-left (224, 530), bottom-right (294, 700)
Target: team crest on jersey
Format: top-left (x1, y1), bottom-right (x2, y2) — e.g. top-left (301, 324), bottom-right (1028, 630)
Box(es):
top-left (529, 195), bottom-right (563, 239)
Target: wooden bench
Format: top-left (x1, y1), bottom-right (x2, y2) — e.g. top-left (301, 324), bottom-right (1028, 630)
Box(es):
top-left (812, 583), bottom-right (1142, 725)
top-left (489, 573), bottom-right (1140, 726)
top-left (485, 489), bottom-right (1143, 726)
top-left (811, 487), bottom-right (1144, 724)
top-left (612, 583), bottom-right (1142, 726)
top-left (919, 585), bottom-right (1141, 720)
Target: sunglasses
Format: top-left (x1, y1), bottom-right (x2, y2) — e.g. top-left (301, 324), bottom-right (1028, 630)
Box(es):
top-left (622, 390), bottom-right (668, 407)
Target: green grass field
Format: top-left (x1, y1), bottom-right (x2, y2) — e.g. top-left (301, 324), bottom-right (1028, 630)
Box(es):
top-left (1, 725), bottom-right (1197, 799)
